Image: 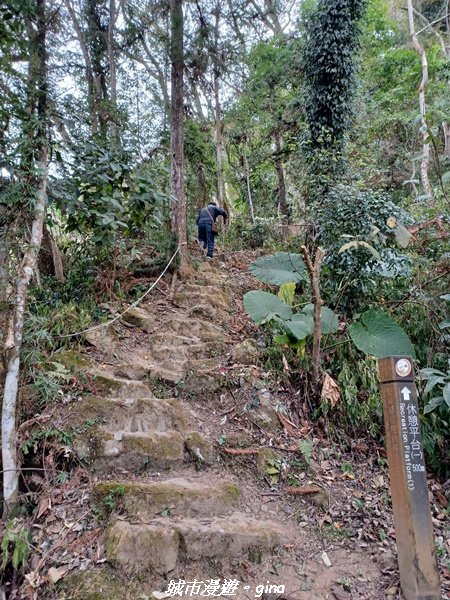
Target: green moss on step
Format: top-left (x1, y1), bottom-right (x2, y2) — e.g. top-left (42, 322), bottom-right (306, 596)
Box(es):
top-left (60, 570), bottom-right (139, 600)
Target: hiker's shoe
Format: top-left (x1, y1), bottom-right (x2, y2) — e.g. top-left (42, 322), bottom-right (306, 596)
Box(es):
top-left (206, 256), bottom-right (213, 260)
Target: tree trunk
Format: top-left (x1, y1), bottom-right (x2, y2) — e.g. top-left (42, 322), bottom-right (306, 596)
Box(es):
top-left (170, 0), bottom-right (187, 266)
top-left (301, 245), bottom-right (325, 390)
top-left (242, 145), bottom-right (255, 223)
top-left (274, 125), bottom-right (287, 220)
top-left (64, 0), bottom-right (99, 134)
top-left (213, 4), bottom-right (225, 209)
top-left (107, 0), bottom-right (119, 144)
top-left (443, 121), bottom-right (450, 159)
top-left (407, 0), bottom-right (434, 204)
top-left (2, 0), bottom-right (48, 513)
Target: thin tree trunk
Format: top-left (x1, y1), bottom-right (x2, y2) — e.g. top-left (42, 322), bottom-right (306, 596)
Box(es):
top-left (170, 0), bottom-right (187, 266)
top-left (64, 0), bottom-right (99, 134)
top-left (242, 145), bottom-right (255, 223)
top-left (274, 125), bottom-right (287, 220)
top-left (2, 0), bottom-right (48, 512)
top-left (213, 4), bottom-right (225, 209)
top-left (107, 0), bottom-right (118, 144)
top-left (301, 245), bottom-right (325, 390)
top-left (443, 121), bottom-right (450, 159)
top-left (0, 226), bottom-right (9, 303)
top-left (407, 0), bottom-right (434, 204)
top-left (214, 73), bottom-right (225, 209)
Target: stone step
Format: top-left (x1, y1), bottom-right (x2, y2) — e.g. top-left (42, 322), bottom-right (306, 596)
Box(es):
top-left (150, 333), bottom-right (201, 348)
top-left (106, 513), bottom-right (286, 575)
top-left (163, 316), bottom-right (224, 341)
top-left (174, 290), bottom-right (229, 312)
top-left (68, 396), bottom-right (191, 469)
top-left (93, 430), bottom-right (186, 472)
top-left (93, 476), bottom-right (240, 521)
top-left (149, 341), bottom-right (224, 361)
top-left (69, 396), bottom-right (189, 434)
top-left (90, 373), bottom-right (153, 399)
top-left (147, 364), bottom-right (186, 383)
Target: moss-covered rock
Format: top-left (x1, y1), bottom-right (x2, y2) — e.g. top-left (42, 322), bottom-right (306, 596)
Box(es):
top-left (48, 350), bottom-right (90, 370)
top-left (231, 339), bottom-right (259, 365)
top-left (59, 569), bottom-right (141, 600)
top-left (222, 432), bottom-right (254, 448)
top-left (256, 448), bottom-right (280, 476)
top-left (93, 477), bottom-right (240, 520)
top-left (106, 519), bottom-right (180, 574)
top-left (185, 431), bottom-right (215, 465)
top-left (89, 374), bottom-right (152, 399)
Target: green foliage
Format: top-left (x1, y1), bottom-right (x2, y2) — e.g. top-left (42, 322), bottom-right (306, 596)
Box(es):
top-left (420, 361), bottom-right (450, 414)
top-left (223, 219), bottom-right (284, 250)
top-left (51, 142), bottom-right (168, 247)
top-left (303, 0), bottom-right (367, 149)
top-left (318, 185), bottom-right (413, 309)
top-left (327, 353), bottom-right (383, 439)
top-left (0, 520), bottom-right (31, 572)
top-left (103, 485), bottom-right (126, 514)
top-left (20, 428), bottom-right (73, 455)
top-left (249, 252), bottom-right (306, 284)
top-left (184, 119), bottom-right (217, 207)
top-left (349, 309), bottom-right (415, 358)
top-left (243, 291), bottom-right (293, 324)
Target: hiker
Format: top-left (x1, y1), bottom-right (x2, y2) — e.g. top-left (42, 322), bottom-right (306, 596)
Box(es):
top-left (196, 201), bottom-right (228, 259)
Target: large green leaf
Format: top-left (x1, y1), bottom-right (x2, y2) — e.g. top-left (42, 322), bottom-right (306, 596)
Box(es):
top-left (349, 310), bottom-right (415, 358)
top-left (303, 304), bottom-right (339, 334)
top-left (243, 291), bottom-right (292, 325)
top-left (249, 253), bottom-right (306, 285)
top-left (284, 315), bottom-right (314, 340)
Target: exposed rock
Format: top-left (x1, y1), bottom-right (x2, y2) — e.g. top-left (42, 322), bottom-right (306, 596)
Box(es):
top-left (256, 448), bottom-right (280, 476)
top-left (89, 374), bottom-right (153, 399)
top-left (164, 316), bottom-right (224, 342)
top-left (185, 431), bottom-right (215, 464)
top-left (121, 306), bottom-right (154, 331)
top-left (93, 477), bottom-right (240, 520)
top-left (222, 432), bottom-right (254, 448)
top-left (250, 389), bottom-right (280, 430)
top-left (84, 325), bottom-right (118, 352)
top-left (48, 350), bottom-right (90, 370)
top-left (61, 570), bottom-right (140, 600)
top-left (183, 371), bottom-right (221, 394)
top-left (97, 430), bottom-right (186, 471)
top-left (106, 514), bottom-right (286, 574)
top-left (106, 520), bottom-right (179, 574)
top-left (114, 364), bottom-right (147, 381)
top-left (232, 339), bottom-right (259, 365)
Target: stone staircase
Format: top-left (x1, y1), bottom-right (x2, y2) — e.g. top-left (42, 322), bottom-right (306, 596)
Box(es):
top-left (62, 262), bottom-right (289, 598)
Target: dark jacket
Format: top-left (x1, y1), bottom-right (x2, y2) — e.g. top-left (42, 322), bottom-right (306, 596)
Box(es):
top-left (196, 204), bottom-right (228, 226)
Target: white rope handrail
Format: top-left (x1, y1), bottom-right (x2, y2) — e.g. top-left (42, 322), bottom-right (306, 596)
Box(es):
top-left (56, 243), bottom-right (184, 339)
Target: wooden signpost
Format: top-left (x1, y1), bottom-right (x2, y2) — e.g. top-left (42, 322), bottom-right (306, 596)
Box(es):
top-left (378, 356), bottom-right (441, 600)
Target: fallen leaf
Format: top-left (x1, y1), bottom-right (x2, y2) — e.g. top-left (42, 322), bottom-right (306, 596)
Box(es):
top-left (321, 373), bottom-right (340, 407)
top-left (48, 567), bottom-right (66, 584)
top-left (36, 497), bottom-right (51, 519)
top-left (277, 412), bottom-right (298, 437)
top-left (321, 550), bottom-right (332, 567)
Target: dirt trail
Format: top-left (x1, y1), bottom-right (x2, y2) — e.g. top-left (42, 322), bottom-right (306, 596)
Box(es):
top-left (35, 255), bottom-right (448, 600)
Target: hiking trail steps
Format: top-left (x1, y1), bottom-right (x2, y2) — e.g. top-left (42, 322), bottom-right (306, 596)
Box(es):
top-left (62, 261), bottom-right (294, 598)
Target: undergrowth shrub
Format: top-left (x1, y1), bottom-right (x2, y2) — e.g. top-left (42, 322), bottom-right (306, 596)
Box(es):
top-left (318, 185), bottom-right (413, 312)
top-left (223, 218), bottom-right (284, 250)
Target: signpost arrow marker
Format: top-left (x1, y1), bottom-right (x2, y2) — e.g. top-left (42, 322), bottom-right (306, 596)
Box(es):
top-left (401, 386), bottom-right (411, 401)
